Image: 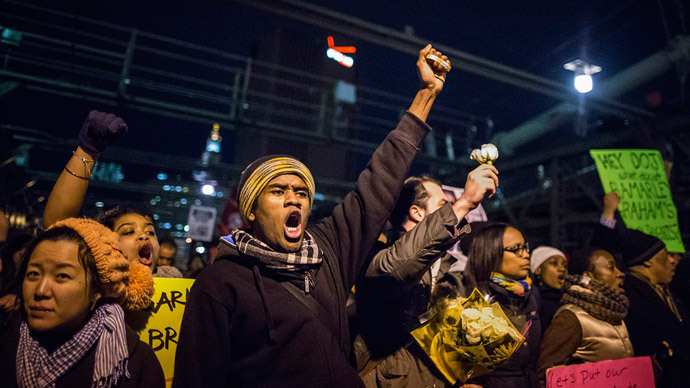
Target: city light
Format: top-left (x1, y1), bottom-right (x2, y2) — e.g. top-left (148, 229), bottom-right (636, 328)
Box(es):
top-left (564, 59), bottom-right (601, 94)
top-left (574, 74), bottom-right (593, 94)
top-left (195, 246), bottom-right (206, 254)
top-left (201, 184), bottom-right (215, 196)
top-left (327, 48), bottom-right (354, 68)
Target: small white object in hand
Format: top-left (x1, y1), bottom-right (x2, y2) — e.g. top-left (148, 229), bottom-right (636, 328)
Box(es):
top-left (470, 143), bottom-right (499, 165)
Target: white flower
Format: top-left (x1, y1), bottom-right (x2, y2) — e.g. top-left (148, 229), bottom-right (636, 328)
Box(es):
top-left (491, 317), bottom-right (510, 339)
top-left (461, 308), bottom-right (481, 322)
top-left (466, 333), bottom-right (482, 345)
top-left (466, 321), bottom-right (483, 338)
top-left (481, 307), bottom-right (494, 318)
top-left (479, 314), bottom-right (493, 328)
top-left (470, 149), bottom-right (483, 163)
top-left (481, 325), bottom-right (494, 340)
top-left (470, 143), bottom-right (499, 165)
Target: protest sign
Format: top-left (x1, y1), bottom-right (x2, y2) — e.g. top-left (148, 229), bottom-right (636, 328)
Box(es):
top-left (590, 149), bottom-right (685, 253)
top-left (136, 278), bottom-right (195, 387)
top-left (546, 356), bottom-right (654, 388)
top-left (186, 205), bottom-right (217, 242)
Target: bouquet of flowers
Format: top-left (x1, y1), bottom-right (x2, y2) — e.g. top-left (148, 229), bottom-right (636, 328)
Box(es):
top-left (411, 288), bottom-right (530, 385)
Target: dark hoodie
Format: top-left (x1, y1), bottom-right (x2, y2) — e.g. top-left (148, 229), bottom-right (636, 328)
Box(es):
top-left (173, 113), bottom-right (430, 388)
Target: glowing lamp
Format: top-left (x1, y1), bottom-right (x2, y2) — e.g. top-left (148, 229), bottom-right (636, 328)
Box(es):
top-left (564, 59), bottom-right (601, 94)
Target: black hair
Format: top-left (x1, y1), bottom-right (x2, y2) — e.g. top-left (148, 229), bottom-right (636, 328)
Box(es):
top-left (158, 237), bottom-right (178, 250)
top-left (389, 175), bottom-right (442, 229)
top-left (568, 246), bottom-right (611, 275)
top-left (98, 204), bottom-right (154, 230)
top-left (17, 227), bottom-right (102, 305)
top-left (0, 233), bottom-right (33, 295)
top-left (463, 223), bottom-right (510, 293)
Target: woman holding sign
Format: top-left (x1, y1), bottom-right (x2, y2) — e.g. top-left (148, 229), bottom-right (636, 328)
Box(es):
top-left (537, 247), bottom-right (633, 384)
top-left (0, 218), bottom-right (164, 388)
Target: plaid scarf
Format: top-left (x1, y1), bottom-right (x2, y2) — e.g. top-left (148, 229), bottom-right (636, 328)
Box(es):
top-left (562, 274), bottom-right (629, 325)
top-left (230, 229), bottom-right (322, 271)
top-left (17, 303), bottom-right (130, 388)
top-left (490, 272), bottom-right (532, 297)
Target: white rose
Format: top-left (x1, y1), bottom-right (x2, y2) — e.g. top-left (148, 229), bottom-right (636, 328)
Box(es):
top-left (470, 148), bottom-right (484, 163)
top-left (491, 318), bottom-right (510, 339)
top-left (480, 143), bottom-right (499, 163)
top-left (462, 308), bottom-right (481, 322)
top-left (481, 325), bottom-right (494, 340)
top-left (478, 314), bottom-right (493, 328)
top-left (466, 333), bottom-right (482, 345)
top-left (466, 321), bottom-right (482, 337)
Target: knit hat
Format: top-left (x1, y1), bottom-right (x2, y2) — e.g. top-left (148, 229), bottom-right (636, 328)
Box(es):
top-left (237, 154), bottom-right (315, 224)
top-left (49, 218), bottom-right (155, 310)
top-left (49, 218), bottom-right (129, 304)
top-left (530, 246), bottom-right (566, 273)
top-left (618, 228), bottom-right (665, 267)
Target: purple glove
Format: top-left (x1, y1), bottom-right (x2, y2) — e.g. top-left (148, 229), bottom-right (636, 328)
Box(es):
top-left (78, 110), bottom-right (128, 157)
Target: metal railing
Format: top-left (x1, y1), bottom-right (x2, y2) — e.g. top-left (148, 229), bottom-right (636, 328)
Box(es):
top-left (0, 0), bottom-right (488, 167)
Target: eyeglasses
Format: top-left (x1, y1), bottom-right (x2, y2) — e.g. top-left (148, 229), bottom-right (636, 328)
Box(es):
top-left (504, 242), bottom-right (530, 255)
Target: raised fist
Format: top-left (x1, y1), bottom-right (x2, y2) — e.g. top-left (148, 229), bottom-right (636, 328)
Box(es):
top-left (78, 110), bottom-right (128, 157)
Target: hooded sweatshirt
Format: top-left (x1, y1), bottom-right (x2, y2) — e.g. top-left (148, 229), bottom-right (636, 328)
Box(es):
top-left (173, 112), bottom-right (430, 388)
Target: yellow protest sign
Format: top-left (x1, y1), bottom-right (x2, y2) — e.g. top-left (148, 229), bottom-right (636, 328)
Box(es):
top-left (135, 278), bottom-right (195, 387)
top-left (590, 149), bottom-right (685, 253)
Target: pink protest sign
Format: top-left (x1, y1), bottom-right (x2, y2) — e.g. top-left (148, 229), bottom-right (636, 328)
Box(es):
top-left (546, 357), bottom-right (654, 388)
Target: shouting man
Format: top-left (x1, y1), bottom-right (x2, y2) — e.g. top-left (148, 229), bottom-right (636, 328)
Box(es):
top-left (173, 45), bottom-right (450, 387)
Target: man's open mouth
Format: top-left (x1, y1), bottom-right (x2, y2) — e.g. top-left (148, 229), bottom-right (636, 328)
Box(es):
top-left (284, 211), bottom-right (302, 241)
top-left (138, 243), bottom-right (153, 266)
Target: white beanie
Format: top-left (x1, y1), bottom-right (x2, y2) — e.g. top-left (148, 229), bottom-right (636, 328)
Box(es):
top-left (530, 246), bottom-right (566, 273)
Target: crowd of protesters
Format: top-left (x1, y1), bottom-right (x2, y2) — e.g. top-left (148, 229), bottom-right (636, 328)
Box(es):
top-left (0, 43), bottom-right (688, 388)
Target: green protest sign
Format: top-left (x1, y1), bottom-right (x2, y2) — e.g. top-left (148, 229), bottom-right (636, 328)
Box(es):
top-left (590, 149), bottom-right (685, 253)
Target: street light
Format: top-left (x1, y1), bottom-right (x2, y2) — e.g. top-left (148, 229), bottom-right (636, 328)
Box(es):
top-left (201, 184), bottom-right (215, 196)
top-left (564, 59), bottom-right (601, 94)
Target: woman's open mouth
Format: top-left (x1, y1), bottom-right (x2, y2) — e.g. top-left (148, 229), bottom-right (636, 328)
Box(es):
top-left (138, 243), bottom-right (153, 266)
top-left (284, 211), bottom-right (302, 241)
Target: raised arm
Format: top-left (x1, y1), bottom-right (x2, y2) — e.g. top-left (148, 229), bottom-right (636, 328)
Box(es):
top-left (360, 164), bottom-right (498, 299)
top-left (42, 111), bottom-right (127, 227)
top-left (408, 45), bottom-right (448, 122)
top-left (311, 45), bottom-right (451, 289)
top-left (601, 190), bottom-right (620, 222)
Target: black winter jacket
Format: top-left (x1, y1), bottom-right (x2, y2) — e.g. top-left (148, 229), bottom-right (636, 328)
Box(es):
top-left (472, 282), bottom-right (542, 388)
top-left (172, 113), bottom-right (430, 387)
top-left (623, 274), bottom-right (690, 387)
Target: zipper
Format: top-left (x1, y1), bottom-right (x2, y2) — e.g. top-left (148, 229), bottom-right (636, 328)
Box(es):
top-left (304, 271), bottom-right (315, 294)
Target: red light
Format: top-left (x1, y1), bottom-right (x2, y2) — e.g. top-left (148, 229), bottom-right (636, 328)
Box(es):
top-left (328, 36), bottom-right (356, 54)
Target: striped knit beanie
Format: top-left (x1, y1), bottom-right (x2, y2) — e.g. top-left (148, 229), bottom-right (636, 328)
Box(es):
top-left (238, 155), bottom-right (315, 225)
top-left (49, 218), bottom-right (130, 305)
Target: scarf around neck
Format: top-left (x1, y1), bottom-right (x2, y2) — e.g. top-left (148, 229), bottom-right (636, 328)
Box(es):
top-left (16, 303), bottom-right (130, 388)
top-left (229, 229), bottom-right (323, 271)
top-left (561, 274), bottom-right (629, 325)
top-left (490, 272), bottom-right (532, 297)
